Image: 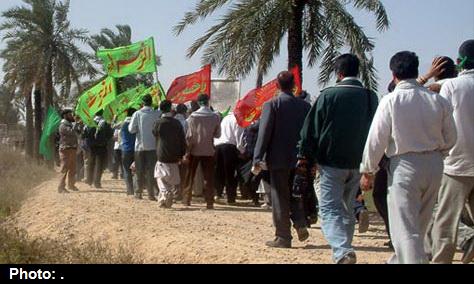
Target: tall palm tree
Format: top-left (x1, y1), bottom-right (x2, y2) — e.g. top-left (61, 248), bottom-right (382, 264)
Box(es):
top-left (0, 0), bottom-right (97, 161)
top-left (1, 0), bottom-right (97, 109)
top-left (174, 0), bottom-right (389, 91)
top-left (1, 41), bottom-right (39, 158)
top-left (89, 24), bottom-right (162, 93)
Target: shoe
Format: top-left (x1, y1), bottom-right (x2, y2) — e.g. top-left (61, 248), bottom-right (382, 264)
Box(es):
top-left (384, 241), bottom-right (394, 250)
top-left (165, 198), bottom-right (173, 209)
top-left (337, 252), bottom-right (357, 264)
top-left (296, 227), bottom-right (310, 242)
top-left (58, 188), bottom-right (70, 194)
top-left (462, 239), bottom-right (474, 264)
top-left (149, 196), bottom-right (158, 202)
top-left (261, 204), bottom-right (272, 210)
top-left (358, 210), bottom-right (370, 234)
top-left (265, 238), bottom-right (291, 249)
top-left (69, 186), bottom-right (79, 192)
top-left (94, 184), bottom-right (102, 189)
top-left (135, 194), bottom-right (143, 200)
top-left (206, 204), bottom-right (214, 210)
top-left (158, 201), bottom-right (167, 208)
top-left (227, 200), bottom-right (237, 206)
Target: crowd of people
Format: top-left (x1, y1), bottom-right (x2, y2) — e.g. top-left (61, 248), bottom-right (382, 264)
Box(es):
top-left (55, 39), bottom-right (474, 264)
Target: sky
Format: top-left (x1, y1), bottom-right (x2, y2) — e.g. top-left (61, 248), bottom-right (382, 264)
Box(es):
top-left (0, 0), bottom-right (473, 101)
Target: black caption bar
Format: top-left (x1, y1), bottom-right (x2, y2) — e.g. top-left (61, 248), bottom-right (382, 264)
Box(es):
top-left (0, 264), bottom-right (463, 282)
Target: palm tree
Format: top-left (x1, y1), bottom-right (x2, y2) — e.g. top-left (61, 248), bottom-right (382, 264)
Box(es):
top-left (1, 0), bottom-right (97, 108)
top-left (1, 42), bottom-right (39, 158)
top-left (89, 24), bottom-right (162, 93)
top-left (174, 0), bottom-right (389, 90)
top-left (0, 0), bottom-right (97, 160)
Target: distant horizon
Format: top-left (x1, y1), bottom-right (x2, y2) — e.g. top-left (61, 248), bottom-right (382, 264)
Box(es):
top-left (0, 0), bottom-right (473, 100)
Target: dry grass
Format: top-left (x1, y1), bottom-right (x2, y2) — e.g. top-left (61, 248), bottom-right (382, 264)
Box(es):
top-left (0, 147), bottom-right (141, 264)
top-left (0, 147), bottom-right (53, 218)
top-left (0, 227), bottom-right (142, 264)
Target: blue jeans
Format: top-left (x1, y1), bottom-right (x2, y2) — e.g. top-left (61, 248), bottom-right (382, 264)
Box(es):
top-left (319, 165), bottom-right (361, 263)
top-left (122, 151), bottom-right (135, 195)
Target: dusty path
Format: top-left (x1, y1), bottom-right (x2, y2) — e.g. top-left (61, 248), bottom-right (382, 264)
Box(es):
top-left (6, 172), bottom-right (463, 264)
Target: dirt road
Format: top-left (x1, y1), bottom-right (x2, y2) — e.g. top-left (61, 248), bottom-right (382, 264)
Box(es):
top-left (7, 173), bottom-right (459, 264)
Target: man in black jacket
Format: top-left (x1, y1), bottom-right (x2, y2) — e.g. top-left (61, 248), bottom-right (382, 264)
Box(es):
top-left (153, 100), bottom-right (187, 209)
top-left (253, 71), bottom-right (311, 249)
top-left (85, 110), bottom-right (113, 189)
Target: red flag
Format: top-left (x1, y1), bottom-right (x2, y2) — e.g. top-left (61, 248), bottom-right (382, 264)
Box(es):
top-left (166, 65), bottom-right (211, 104)
top-left (234, 66), bottom-right (302, 128)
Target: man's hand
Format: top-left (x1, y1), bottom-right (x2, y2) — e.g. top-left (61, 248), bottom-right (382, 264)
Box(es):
top-left (424, 57), bottom-right (448, 80)
top-left (182, 154), bottom-right (191, 166)
top-left (360, 173), bottom-right (375, 192)
top-left (296, 159), bottom-right (308, 169)
top-left (251, 164), bottom-right (262, 176)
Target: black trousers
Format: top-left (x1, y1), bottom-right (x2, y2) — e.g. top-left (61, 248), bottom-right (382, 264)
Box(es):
top-left (86, 146), bottom-right (107, 187)
top-left (373, 167), bottom-right (391, 240)
top-left (112, 149), bottom-right (123, 178)
top-left (122, 151), bottom-right (135, 195)
top-left (135, 151), bottom-right (157, 199)
top-left (214, 144), bottom-right (239, 202)
top-left (270, 169), bottom-right (293, 241)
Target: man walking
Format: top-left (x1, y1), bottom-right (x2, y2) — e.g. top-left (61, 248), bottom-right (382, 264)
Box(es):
top-left (153, 100), bottom-right (187, 208)
top-left (85, 110), bottom-right (113, 189)
top-left (214, 113), bottom-right (245, 204)
top-left (253, 71), bottom-right (311, 249)
top-left (58, 109), bottom-right (79, 193)
top-left (430, 40), bottom-right (474, 264)
top-left (183, 94), bottom-right (221, 209)
top-left (129, 95), bottom-right (161, 201)
top-left (360, 51), bottom-right (457, 264)
top-left (298, 54), bottom-right (378, 264)
top-left (121, 108), bottom-right (137, 196)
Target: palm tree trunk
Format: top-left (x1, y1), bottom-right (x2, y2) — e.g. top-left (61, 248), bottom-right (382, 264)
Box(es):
top-left (256, 70), bottom-right (264, 88)
top-left (33, 88), bottom-right (42, 161)
top-left (24, 87), bottom-right (34, 158)
top-left (287, 0), bottom-right (305, 83)
top-left (44, 60), bottom-right (55, 167)
top-left (44, 60), bottom-right (54, 111)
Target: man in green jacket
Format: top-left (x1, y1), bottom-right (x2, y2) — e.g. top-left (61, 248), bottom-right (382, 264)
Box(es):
top-left (298, 54), bottom-right (378, 264)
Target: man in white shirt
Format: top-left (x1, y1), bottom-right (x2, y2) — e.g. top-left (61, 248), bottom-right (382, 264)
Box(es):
top-left (214, 113), bottom-right (245, 204)
top-left (430, 40), bottom-right (474, 264)
top-left (360, 51), bottom-right (457, 264)
top-left (129, 95), bottom-right (162, 201)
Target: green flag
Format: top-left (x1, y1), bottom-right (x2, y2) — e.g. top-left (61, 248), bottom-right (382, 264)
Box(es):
top-left (39, 107), bottom-right (62, 161)
top-left (220, 106), bottom-right (232, 118)
top-left (97, 37), bottom-right (157, 78)
top-left (75, 95), bottom-right (97, 128)
top-left (78, 76), bottom-right (117, 118)
top-left (104, 84), bottom-right (145, 123)
top-left (127, 82), bottom-right (166, 110)
top-left (145, 82), bottom-right (166, 107)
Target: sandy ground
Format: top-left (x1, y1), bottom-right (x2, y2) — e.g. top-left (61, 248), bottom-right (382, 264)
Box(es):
top-left (5, 173), bottom-right (466, 264)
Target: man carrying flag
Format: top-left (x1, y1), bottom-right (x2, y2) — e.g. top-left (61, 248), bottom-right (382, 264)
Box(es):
top-left (58, 109), bottom-right (80, 193)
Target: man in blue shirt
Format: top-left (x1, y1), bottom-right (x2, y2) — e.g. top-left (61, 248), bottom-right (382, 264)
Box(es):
top-left (121, 108), bottom-right (137, 196)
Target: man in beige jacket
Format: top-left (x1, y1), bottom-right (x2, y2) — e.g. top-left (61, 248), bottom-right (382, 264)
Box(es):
top-left (183, 94), bottom-right (221, 209)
